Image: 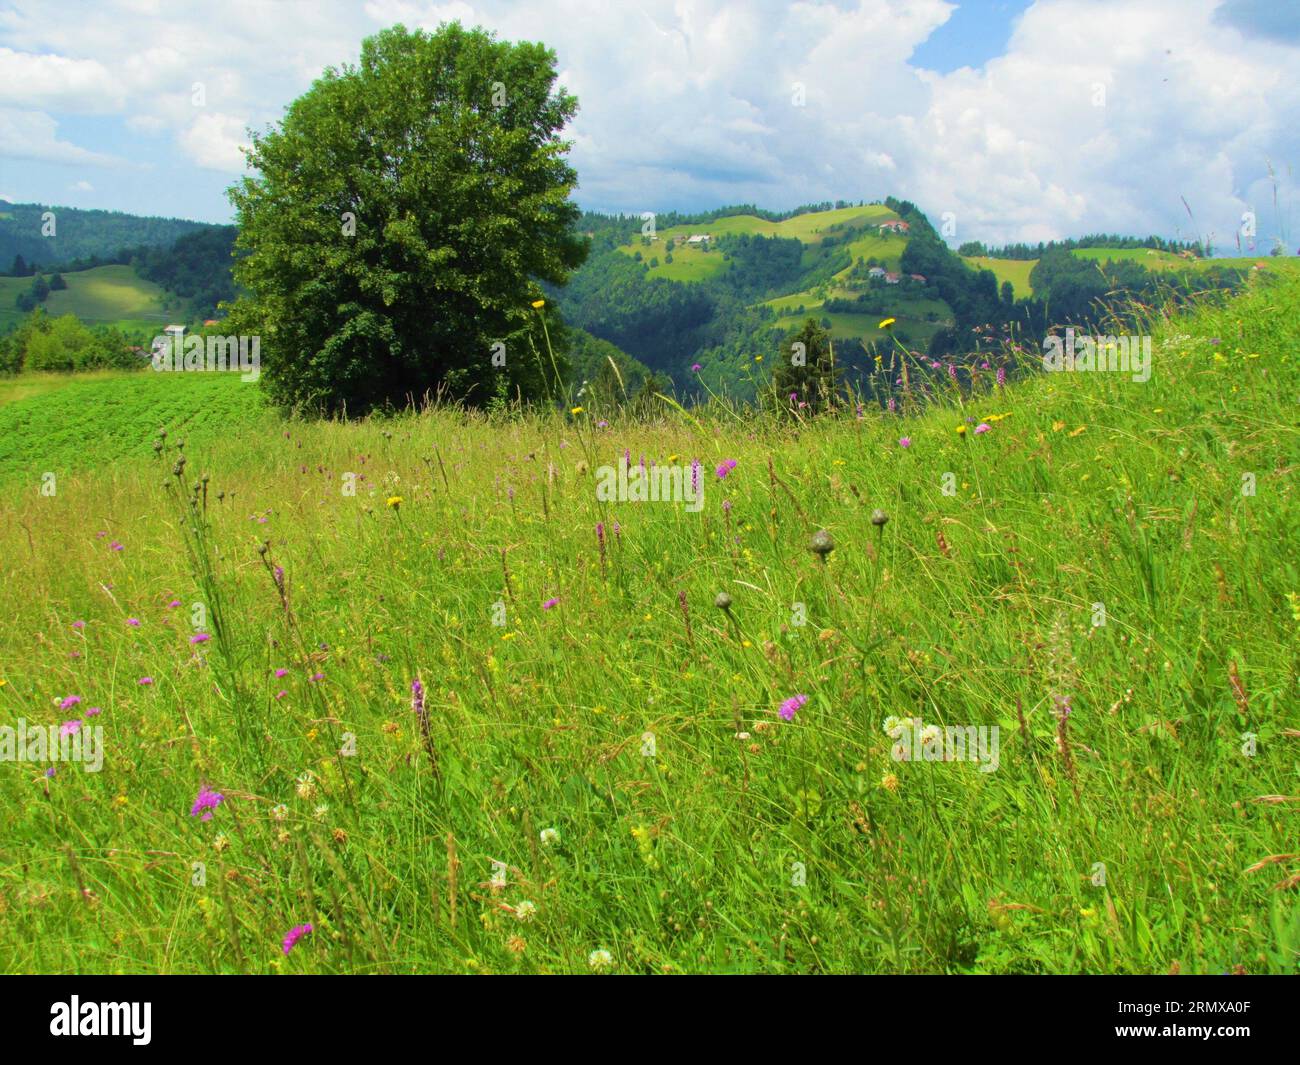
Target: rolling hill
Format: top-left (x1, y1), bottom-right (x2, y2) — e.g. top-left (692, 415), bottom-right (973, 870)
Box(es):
top-left (0, 264), bottom-right (176, 334)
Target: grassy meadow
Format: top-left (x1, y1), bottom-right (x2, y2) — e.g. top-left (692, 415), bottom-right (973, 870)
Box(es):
top-left (0, 271), bottom-right (1297, 975)
top-left (0, 264), bottom-right (174, 334)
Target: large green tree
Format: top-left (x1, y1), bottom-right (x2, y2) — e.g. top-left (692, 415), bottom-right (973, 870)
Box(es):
top-left (227, 23), bottom-right (587, 414)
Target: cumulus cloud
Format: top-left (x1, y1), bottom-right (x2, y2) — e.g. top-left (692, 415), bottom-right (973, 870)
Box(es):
top-left (0, 0), bottom-right (1295, 243)
top-left (0, 108), bottom-right (126, 166)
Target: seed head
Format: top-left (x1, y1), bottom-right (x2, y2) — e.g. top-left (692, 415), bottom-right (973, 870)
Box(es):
top-left (714, 591), bottom-right (733, 611)
top-left (809, 529), bottom-right (835, 558)
top-left (871, 508), bottom-right (889, 527)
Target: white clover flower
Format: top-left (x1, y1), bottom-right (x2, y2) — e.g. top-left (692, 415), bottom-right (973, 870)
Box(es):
top-left (540, 827), bottom-right (560, 846)
top-left (295, 773), bottom-right (316, 801)
top-left (313, 804), bottom-right (329, 820)
top-left (270, 804), bottom-right (289, 822)
top-left (735, 731), bottom-right (751, 741)
top-left (920, 724), bottom-right (941, 746)
top-left (588, 949), bottom-right (614, 971)
top-left (515, 900), bottom-right (537, 922)
top-left (883, 715), bottom-right (907, 739)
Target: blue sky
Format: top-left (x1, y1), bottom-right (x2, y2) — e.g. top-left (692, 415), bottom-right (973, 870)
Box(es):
top-left (0, 0), bottom-right (1296, 250)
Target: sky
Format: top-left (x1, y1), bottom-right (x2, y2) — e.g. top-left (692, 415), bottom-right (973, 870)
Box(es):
top-left (0, 0), bottom-right (1297, 249)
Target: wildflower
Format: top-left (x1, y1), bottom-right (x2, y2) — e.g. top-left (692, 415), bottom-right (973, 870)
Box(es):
top-left (870, 508), bottom-right (889, 527)
top-left (955, 425), bottom-right (967, 436)
top-left (309, 672), bottom-right (324, 682)
top-left (542, 597), bottom-right (560, 611)
top-left (138, 676), bottom-right (153, 685)
top-left (275, 668), bottom-right (289, 678)
top-left (59, 695), bottom-right (82, 710)
top-left (85, 706), bottom-right (101, 717)
top-left (540, 827), bottom-right (560, 846)
top-left (880, 772), bottom-right (899, 792)
top-left (72, 620), bottom-right (85, 629)
top-left (570, 406), bottom-right (583, 415)
top-left (110, 541), bottom-right (124, 551)
top-left (282, 923), bottom-right (313, 955)
top-left (126, 618), bottom-right (141, 627)
top-left (531, 299), bottom-right (545, 309)
top-left (754, 355), bottom-right (763, 362)
top-left (597, 420), bottom-right (608, 428)
top-left (778, 694), bottom-right (808, 721)
top-left (899, 436), bottom-right (911, 448)
top-left (714, 591), bottom-right (733, 611)
top-left (60, 720), bottom-right (81, 737)
top-left (996, 366), bottom-right (1006, 388)
top-left (411, 677), bottom-right (425, 719)
top-left (691, 363), bottom-right (702, 372)
top-left (715, 458), bottom-right (737, 479)
top-left (190, 784), bottom-right (224, 822)
top-left (974, 422), bottom-right (991, 434)
top-left (190, 633), bottom-right (211, 644)
top-left (878, 317), bottom-right (895, 329)
top-left (386, 495), bottom-right (403, 508)
top-left (588, 949), bottom-right (614, 971)
top-left (271, 804), bottom-right (289, 822)
top-left (45, 766), bottom-right (56, 778)
top-left (515, 900), bottom-right (538, 921)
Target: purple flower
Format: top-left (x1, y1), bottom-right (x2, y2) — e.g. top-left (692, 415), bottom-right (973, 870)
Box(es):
top-left (72, 620), bottom-right (85, 629)
top-left (411, 677), bottom-right (425, 719)
top-left (899, 436), bottom-right (911, 448)
top-left (778, 694), bottom-right (808, 722)
top-left (190, 633), bottom-right (211, 644)
top-left (59, 695), bottom-right (82, 710)
top-left (190, 784), bottom-right (224, 822)
top-left (126, 618), bottom-right (141, 627)
top-left (691, 363), bottom-right (702, 372)
top-left (887, 397), bottom-right (896, 413)
top-left (168, 600), bottom-right (181, 608)
top-left (722, 499), bottom-right (733, 512)
top-left (715, 459), bottom-right (737, 479)
top-left (282, 923), bottom-right (313, 955)
top-left (309, 672), bottom-right (324, 682)
top-left (110, 541), bottom-right (124, 552)
top-left (85, 706), bottom-right (102, 717)
top-left (45, 766), bottom-right (56, 779)
top-left (974, 423), bottom-right (991, 434)
top-left (996, 367), bottom-right (1006, 389)
top-left (275, 668), bottom-right (289, 678)
top-left (542, 597), bottom-right (560, 611)
top-left (138, 676), bottom-right (153, 685)
top-left (597, 420), bottom-right (608, 428)
top-left (60, 720), bottom-right (81, 737)
top-left (275, 689), bottom-right (287, 699)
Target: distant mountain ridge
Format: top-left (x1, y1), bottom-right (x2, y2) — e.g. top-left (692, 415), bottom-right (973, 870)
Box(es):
top-left (0, 200), bottom-right (214, 273)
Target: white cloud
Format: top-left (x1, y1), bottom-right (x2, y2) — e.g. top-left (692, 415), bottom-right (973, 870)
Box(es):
top-left (178, 112), bottom-right (249, 171)
top-left (0, 0), bottom-right (1294, 244)
top-left (71, 179), bottom-right (94, 191)
top-left (0, 108), bottom-right (127, 166)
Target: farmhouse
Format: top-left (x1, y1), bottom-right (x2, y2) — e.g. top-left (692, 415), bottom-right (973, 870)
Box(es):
top-left (867, 266), bottom-right (886, 279)
top-left (685, 234), bottom-right (712, 247)
top-left (884, 271), bottom-right (901, 284)
top-left (878, 220), bottom-right (910, 234)
top-left (909, 273), bottom-right (927, 282)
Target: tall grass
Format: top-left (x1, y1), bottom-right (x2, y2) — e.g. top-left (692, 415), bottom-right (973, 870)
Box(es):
top-left (0, 271), bottom-right (1295, 973)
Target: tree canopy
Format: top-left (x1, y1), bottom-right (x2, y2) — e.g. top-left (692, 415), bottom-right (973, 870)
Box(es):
top-left (227, 22), bottom-right (587, 414)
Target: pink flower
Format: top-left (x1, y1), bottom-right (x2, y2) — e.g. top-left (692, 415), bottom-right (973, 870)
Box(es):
top-left (85, 706), bottom-right (102, 717)
top-left (190, 633), bottom-right (211, 644)
top-left (691, 363), bottom-right (702, 372)
top-left (168, 600), bottom-right (181, 608)
top-left (282, 923), bottom-right (314, 955)
top-left (275, 690), bottom-right (287, 699)
top-left (899, 436), bottom-right (911, 448)
top-left (275, 668), bottom-right (289, 678)
top-left (974, 423), bottom-right (991, 434)
top-left (60, 720), bottom-right (81, 737)
top-left (110, 541), bottom-right (124, 551)
top-left (138, 676), bottom-right (153, 685)
top-left (542, 597), bottom-right (560, 610)
top-left (72, 620), bottom-right (85, 629)
top-left (126, 618), bottom-right (141, 627)
top-left (778, 694), bottom-right (808, 722)
top-left (190, 784), bottom-right (224, 822)
top-left (715, 459), bottom-right (737, 479)
top-left (59, 695), bottom-right (82, 710)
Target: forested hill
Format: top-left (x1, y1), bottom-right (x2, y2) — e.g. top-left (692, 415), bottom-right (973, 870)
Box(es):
top-left (0, 201), bottom-right (211, 272)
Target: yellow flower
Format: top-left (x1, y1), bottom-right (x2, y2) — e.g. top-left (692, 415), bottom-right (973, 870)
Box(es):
top-left (386, 495), bottom-right (403, 508)
top-left (955, 424), bottom-right (967, 435)
top-left (1052, 420), bottom-right (1066, 432)
top-left (1068, 425), bottom-right (1087, 438)
top-left (878, 317), bottom-right (896, 329)
top-left (569, 406), bottom-right (583, 414)
top-left (754, 355), bottom-right (763, 362)
top-left (531, 299), bottom-right (545, 309)
top-left (880, 772), bottom-right (899, 792)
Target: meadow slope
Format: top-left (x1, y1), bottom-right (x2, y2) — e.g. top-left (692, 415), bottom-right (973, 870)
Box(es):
top-left (0, 272), bottom-right (1296, 974)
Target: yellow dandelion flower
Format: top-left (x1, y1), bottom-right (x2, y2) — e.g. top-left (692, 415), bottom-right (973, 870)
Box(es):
top-left (754, 355), bottom-right (763, 362)
top-left (878, 317), bottom-right (896, 329)
top-left (531, 299), bottom-right (545, 309)
top-left (570, 406), bottom-right (583, 414)
top-left (955, 425), bottom-right (967, 435)
top-left (386, 495), bottom-right (403, 508)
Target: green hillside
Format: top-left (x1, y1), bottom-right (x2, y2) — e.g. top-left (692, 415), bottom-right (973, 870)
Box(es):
top-left (0, 264), bottom-right (176, 334)
top-left (0, 268), bottom-right (1295, 974)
